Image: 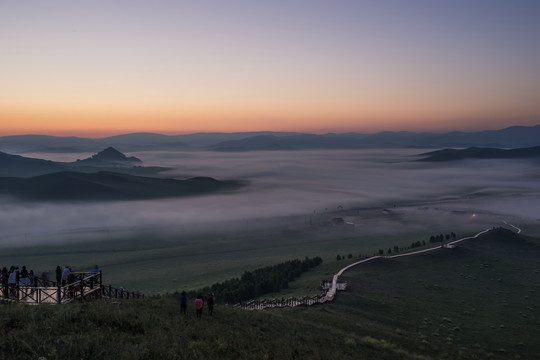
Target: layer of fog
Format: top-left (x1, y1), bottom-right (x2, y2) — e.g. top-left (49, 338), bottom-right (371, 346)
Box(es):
top-left (1, 149), bottom-right (539, 246)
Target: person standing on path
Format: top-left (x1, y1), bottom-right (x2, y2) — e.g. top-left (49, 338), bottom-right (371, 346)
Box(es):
top-left (195, 294), bottom-right (204, 318)
top-left (179, 291), bottom-right (188, 314)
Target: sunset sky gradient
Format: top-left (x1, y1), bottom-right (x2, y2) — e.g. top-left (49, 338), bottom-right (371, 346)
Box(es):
top-left (1, 0), bottom-right (540, 137)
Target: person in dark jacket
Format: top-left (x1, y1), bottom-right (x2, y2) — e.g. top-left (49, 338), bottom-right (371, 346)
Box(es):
top-left (20, 266), bottom-right (29, 286)
top-left (179, 291), bottom-right (188, 314)
top-left (55, 266), bottom-right (62, 286)
top-left (207, 293), bottom-right (215, 316)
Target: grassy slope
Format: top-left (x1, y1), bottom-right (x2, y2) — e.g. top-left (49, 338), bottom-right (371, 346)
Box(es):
top-left (330, 229), bottom-right (540, 360)
top-left (1, 229), bottom-right (538, 360)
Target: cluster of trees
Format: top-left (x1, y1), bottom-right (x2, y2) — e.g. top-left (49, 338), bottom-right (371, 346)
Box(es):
top-left (429, 233), bottom-right (456, 243)
top-left (191, 257), bottom-right (323, 304)
top-left (336, 254), bottom-right (354, 260)
top-left (410, 240), bottom-right (426, 249)
top-left (378, 245), bottom-right (405, 255)
top-left (338, 232), bottom-right (459, 260)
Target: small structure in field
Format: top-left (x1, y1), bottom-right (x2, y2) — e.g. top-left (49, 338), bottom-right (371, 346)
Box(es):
top-left (320, 280), bottom-right (348, 291)
top-left (330, 217), bottom-right (355, 227)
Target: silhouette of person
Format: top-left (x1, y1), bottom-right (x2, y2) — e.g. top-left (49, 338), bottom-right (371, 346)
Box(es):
top-left (7, 266), bottom-right (18, 298)
top-left (207, 293), bottom-right (215, 316)
top-left (61, 266), bottom-right (70, 287)
top-left (28, 270), bottom-right (36, 287)
top-left (19, 265), bottom-right (29, 286)
top-left (179, 291), bottom-right (188, 314)
top-left (55, 266), bottom-right (62, 286)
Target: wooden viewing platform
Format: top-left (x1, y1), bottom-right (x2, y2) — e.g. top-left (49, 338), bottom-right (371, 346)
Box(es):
top-left (0, 271), bottom-right (143, 304)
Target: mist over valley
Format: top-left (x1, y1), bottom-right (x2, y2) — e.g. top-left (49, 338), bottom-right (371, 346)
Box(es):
top-left (1, 147), bottom-right (538, 249)
top-left (1, 131), bottom-right (540, 294)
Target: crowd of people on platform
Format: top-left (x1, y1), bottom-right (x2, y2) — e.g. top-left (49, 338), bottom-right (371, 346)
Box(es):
top-left (180, 291), bottom-right (215, 318)
top-left (2, 265), bottom-right (208, 309)
top-left (1, 264), bottom-right (101, 298)
top-left (1, 265), bottom-right (39, 290)
top-left (1, 264), bottom-right (72, 289)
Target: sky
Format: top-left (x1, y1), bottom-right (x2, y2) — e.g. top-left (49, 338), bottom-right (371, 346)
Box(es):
top-left (1, 0), bottom-right (540, 137)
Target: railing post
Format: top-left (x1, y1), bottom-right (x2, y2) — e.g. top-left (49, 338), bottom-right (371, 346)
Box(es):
top-left (80, 278), bottom-right (84, 300)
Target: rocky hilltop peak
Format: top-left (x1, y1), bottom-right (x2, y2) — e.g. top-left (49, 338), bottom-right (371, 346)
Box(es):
top-left (90, 147), bottom-right (141, 162)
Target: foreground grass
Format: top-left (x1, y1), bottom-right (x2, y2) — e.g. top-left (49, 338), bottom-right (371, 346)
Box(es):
top-left (1, 228), bottom-right (539, 360)
top-left (0, 297), bottom-right (430, 360)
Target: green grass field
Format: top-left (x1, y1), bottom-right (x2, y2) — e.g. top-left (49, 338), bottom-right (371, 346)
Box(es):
top-left (0, 204), bottom-right (506, 295)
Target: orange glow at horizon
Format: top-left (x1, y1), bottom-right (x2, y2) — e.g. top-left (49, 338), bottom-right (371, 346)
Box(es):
top-left (2, 100), bottom-right (538, 138)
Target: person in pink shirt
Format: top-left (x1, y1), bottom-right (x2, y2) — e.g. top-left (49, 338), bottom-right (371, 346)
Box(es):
top-left (195, 294), bottom-right (204, 318)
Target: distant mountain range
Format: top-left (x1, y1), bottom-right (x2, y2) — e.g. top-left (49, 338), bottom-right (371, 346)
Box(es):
top-left (418, 146), bottom-right (540, 162)
top-left (1, 125), bottom-right (539, 153)
top-left (0, 171), bottom-right (244, 201)
top-left (0, 147), bottom-right (164, 177)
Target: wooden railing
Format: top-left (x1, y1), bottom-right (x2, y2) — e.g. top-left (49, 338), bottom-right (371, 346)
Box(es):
top-left (1, 271), bottom-right (102, 304)
top-left (102, 284), bottom-right (144, 300)
top-left (0, 271), bottom-right (143, 304)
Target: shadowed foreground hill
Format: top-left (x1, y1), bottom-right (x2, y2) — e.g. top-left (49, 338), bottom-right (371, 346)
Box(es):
top-left (0, 171), bottom-right (244, 201)
top-left (0, 151), bottom-right (67, 177)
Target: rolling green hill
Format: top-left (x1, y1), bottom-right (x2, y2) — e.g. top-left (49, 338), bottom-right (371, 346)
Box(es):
top-left (0, 171), bottom-right (244, 201)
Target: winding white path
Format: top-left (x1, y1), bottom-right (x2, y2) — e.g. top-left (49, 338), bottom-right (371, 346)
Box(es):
top-left (326, 222), bottom-right (522, 301)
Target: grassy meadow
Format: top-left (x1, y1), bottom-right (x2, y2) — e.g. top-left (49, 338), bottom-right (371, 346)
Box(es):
top-left (1, 228), bottom-right (538, 360)
top-left (0, 204), bottom-right (499, 295)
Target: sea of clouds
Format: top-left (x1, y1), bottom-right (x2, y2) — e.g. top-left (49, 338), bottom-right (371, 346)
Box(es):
top-left (1, 149), bottom-right (539, 246)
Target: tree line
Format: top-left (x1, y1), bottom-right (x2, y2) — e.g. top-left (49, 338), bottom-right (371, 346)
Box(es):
top-left (336, 232), bottom-right (458, 259)
top-left (189, 256), bottom-right (323, 304)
